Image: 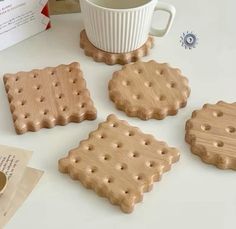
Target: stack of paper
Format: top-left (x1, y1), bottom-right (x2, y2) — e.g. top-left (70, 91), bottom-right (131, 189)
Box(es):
top-left (0, 145), bottom-right (43, 228)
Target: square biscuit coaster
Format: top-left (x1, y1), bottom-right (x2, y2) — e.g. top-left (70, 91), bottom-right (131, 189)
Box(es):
top-left (80, 30), bottom-right (154, 66)
top-left (3, 62), bottom-right (97, 134)
top-left (59, 114), bottom-right (180, 213)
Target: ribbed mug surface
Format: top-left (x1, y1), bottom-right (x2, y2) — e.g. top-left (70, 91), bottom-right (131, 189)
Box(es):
top-left (80, 0), bottom-right (156, 53)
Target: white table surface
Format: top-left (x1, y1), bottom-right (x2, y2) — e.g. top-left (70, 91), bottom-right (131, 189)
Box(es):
top-left (1, 0), bottom-right (236, 228)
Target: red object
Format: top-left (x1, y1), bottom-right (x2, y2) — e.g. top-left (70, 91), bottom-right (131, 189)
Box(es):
top-left (41, 3), bottom-right (51, 30)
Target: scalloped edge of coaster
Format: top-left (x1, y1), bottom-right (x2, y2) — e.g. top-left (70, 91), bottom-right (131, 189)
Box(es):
top-left (80, 30), bottom-right (154, 65)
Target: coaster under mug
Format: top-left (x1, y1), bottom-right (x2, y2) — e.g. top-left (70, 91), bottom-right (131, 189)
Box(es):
top-left (80, 30), bottom-right (154, 65)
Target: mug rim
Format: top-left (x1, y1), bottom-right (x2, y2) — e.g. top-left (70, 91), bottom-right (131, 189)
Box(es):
top-left (84, 0), bottom-right (156, 11)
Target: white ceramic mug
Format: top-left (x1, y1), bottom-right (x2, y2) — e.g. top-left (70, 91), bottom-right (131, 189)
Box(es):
top-left (80, 0), bottom-right (176, 53)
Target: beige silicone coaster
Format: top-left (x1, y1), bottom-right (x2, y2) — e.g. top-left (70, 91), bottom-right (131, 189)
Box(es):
top-left (59, 114), bottom-right (180, 213)
top-left (0, 171), bottom-right (7, 196)
top-left (109, 60), bottom-right (191, 120)
top-left (80, 30), bottom-right (154, 65)
top-left (186, 101), bottom-right (236, 170)
top-left (3, 62), bottom-right (97, 134)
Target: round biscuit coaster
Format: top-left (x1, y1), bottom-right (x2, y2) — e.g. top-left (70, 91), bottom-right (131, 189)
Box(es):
top-left (186, 101), bottom-right (236, 170)
top-left (108, 60), bottom-right (191, 120)
top-left (80, 30), bottom-right (154, 65)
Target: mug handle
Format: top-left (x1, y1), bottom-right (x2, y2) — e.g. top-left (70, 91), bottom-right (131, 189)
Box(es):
top-left (150, 2), bottom-right (176, 37)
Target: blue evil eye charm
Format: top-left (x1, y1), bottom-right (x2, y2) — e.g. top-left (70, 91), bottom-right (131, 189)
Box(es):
top-left (180, 31), bottom-right (198, 49)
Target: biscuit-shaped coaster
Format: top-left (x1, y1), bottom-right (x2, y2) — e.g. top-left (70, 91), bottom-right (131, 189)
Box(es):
top-left (80, 30), bottom-right (154, 65)
top-left (186, 101), bottom-right (236, 170)
top-left (3, 62), bottom-right (97, 134)
top-left (59, 114), bottom-right (180, 213)
top-left (0, 171), bottom-right (7, 196)
top-left (109, 60), bottom-right (190, 120)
